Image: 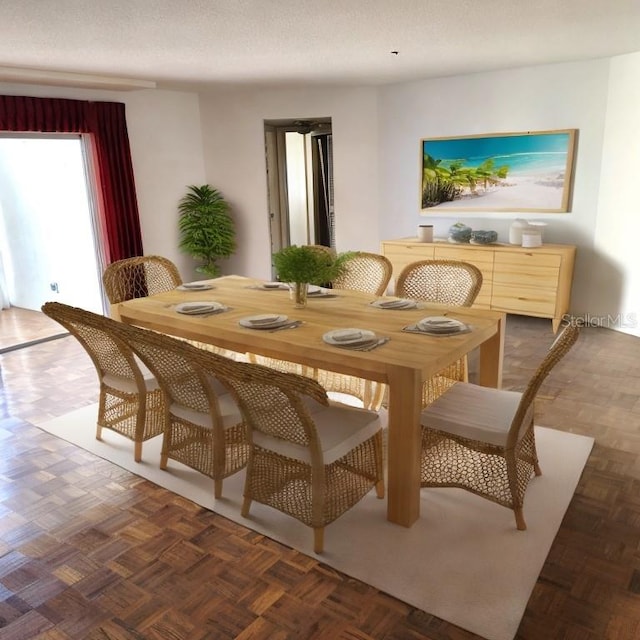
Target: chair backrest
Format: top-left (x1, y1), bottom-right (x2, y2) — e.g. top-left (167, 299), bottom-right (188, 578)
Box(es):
top-left (509, 322), bottom-right (580, 444)
top-left (219, 357), bottom-right (330, 450)
top-left (332, 251), bottom-right (393, 296)
top-left (395, 259), bottom-right (482, 306)
top-left (107, 318), bottom-right (235, 419)
top-left (41, 301), bottom-right (146, 390)
top-left (307, 244), bottom-right (336, 257)
top-left (102, 255), bottom-right (182, 304)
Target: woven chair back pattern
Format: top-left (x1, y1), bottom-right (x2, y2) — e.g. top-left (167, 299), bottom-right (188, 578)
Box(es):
top-left (42, 302), bottom-right (141, 381)
top-left (332, 252), bottom-right (392, 296)
top-left (396, 259), bottom-right (482, 307)
top-left (115, 328), bottom-right (220, 415)
top-left (103, 255), bottom-right (182, 304)
top-left (222, 362), bottom-right (330, 448)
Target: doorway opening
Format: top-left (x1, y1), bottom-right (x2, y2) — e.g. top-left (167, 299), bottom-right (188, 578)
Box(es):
top-left (0, 134), bottom-right (105, 350)
top-left (264, 118), bottom-right (333, 276)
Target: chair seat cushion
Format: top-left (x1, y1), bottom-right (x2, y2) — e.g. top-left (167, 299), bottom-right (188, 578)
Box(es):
top-left (253, 402), bottom-right (382, 465)
top-left (420, 382), bottom-right (532, 447)
top-left (170, 394), bottom-right (243, 430)
top-left (103, 369), bottom-right (159, 394)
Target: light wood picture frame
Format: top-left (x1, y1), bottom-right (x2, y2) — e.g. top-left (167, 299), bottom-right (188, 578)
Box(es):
top-left (420, 129), bottom-right (577, 213)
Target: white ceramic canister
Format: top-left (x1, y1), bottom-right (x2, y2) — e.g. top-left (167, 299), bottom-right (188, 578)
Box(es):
top-left (521, 228), bottom-right (542, 248)
top-left (509, 218), bottom-right (529, 245)
top-left (417, 224), bottom-right (434, 243)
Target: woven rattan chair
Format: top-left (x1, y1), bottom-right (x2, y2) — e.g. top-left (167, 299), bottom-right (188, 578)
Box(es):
top-left (41, 301), bottom-right (165, 462)
top-left (395, 259), bottom-right (482, 307)
top-left (307, 244), bottom-right (336, 257)
top-left (331, 251), bottom-right (392, 296)
top-left (102, 255), bottom-right (182, 304)
top-left (315, 252), bottom-right (392, 410)
top-left (103, 254), bottom-right (242, 361)
top-left (109, 320), bottom-right (250, 498)
top-left (396, 259), bottom-right (483, 406)
top-left (420, 322), bottom-right (580, 530)
top-left (221, 359), bottom-right (385, 554)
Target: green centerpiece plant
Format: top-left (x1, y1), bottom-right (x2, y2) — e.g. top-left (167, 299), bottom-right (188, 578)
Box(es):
top-left (178, 184), bottom-right (236, 277)
top-left (272, 245), bottom-right (353, 307)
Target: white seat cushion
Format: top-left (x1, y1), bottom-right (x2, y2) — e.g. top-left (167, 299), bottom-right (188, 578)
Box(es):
top-left (103, 368), bottom-right (159, 394)
top-left (420, 382), bottom-right (532, 447)
top-left (253, 401), bottom-right (382, 465)
top-left (170, 394), bottom-right (243, 430)
top-left (327, 391), bottom-right (364, 408)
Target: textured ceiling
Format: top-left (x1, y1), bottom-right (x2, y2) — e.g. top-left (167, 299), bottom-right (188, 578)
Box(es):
top-left (1, 0), bottom-right (640, 89)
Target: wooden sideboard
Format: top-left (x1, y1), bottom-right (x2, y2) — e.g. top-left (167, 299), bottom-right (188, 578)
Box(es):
top-left (381, 238), bottom-right (576, 332)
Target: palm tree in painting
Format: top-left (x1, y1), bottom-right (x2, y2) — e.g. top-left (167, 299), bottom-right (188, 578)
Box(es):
top-left (422, 153), bottom-right (510, 207)
top-left (421, 154), bottom-right (461, 207)
top-left (473, 158), bottom-right (509, 192)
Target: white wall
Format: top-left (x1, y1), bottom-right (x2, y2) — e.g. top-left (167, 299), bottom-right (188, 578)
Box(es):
top-left (377, 59), bottom-right (611, 316)
top-left (0, 82), bottom-right (207, 282)
top-left (593, 51), bottom-right (640, 336)
top-left (197, 61), bottom-right (616, 319)
top-left (124, 90), bottom-right (207, 280)
top-left (197, 85), bottom-right (379, 279)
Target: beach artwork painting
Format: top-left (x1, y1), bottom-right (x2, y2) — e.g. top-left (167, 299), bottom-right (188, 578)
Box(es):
top-left (420, 129), bottom-right (576, 212)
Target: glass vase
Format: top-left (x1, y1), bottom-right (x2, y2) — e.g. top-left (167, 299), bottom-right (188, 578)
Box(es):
top-left (290, 282), bottom-right (308, 308)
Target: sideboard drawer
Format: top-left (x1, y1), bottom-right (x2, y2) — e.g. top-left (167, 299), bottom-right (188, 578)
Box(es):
top-left (493, 251), bottom-right (561, 290)
top-left (491, 285), bottom-right (558, 316)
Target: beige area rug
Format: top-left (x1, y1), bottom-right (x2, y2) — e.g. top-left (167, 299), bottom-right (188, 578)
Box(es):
top-left (37, 404), bottom-right (594, 640)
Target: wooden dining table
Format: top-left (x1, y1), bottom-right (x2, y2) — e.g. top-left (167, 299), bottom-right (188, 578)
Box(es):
top-left (115, 275), bottom-right (505, 528)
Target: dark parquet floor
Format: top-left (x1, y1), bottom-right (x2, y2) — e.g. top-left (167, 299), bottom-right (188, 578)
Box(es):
top-left (1, 313), bottom-right (640, 639)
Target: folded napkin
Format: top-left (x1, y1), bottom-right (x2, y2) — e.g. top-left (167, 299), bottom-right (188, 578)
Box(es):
top-left (374, 298), bottom-right (416, 309)
top-left (248, 314), bottom-right (283, 325)
top-left (183, 304), bottom-right (212, 312)
top-left (331, 329), bottom-right (364, 342)
top-left (177, 306), bottom-right (219, 315)
top-left (307, 287), bottom-right (337, 298)
top-left (175, 301), bottom-right (225, 315)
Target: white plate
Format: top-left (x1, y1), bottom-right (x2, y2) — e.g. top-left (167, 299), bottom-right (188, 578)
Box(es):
top-left (323, 328), bottom-right (376, 346)
top-left (417, 316), bottom-right (466, 333)
top-left (175, 301), bottom-right (225, 315)
top-left (239, 314), bottom-right (289, 329)
top-left (307, 285), bottom-right (323, 295)
top-left (371, 298), bottom-right (417, 310)
top-left (177, 282), bottom-right (214, 291)
top-left (260, 282), bottom-right (288, 290)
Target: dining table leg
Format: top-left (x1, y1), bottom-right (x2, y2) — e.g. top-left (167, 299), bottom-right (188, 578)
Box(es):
top-left (385, 364), bottom-right (422, 527)
top-left (477, 312), bottom-right (506, 389)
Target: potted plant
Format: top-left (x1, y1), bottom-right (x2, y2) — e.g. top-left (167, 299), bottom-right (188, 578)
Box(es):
top-left (272, 245), bottom-right (353, 307)
top-left (178, 184), bottom-right (236, 277)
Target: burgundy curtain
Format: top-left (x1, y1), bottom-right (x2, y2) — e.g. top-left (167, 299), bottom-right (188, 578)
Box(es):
top-left (0, 95), bottom-right (143, 261)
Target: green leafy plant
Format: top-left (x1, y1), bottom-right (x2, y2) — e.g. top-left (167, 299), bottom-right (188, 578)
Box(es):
top-left (272, 245), bottom-right (353, 285)
top-left (178, 184), bottom-right (236, 277)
